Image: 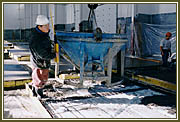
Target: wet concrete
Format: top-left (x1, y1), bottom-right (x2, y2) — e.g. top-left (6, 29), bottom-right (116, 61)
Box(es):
top-left (141, 94), bottom-right (176, 107)
top-left (126, 66), bottom-right (176, 84)
top-left (39, 79), bottom-right (176, 118)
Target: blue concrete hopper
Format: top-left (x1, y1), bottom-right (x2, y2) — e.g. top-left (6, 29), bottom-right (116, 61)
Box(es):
top-left (56, 31), bottom-right (128, 86)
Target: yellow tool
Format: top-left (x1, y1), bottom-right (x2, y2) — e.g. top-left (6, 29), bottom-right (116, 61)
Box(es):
top-left (50, 6), bottom-right (59, 77)
top-left (50, 7), bottom-right (59, 63)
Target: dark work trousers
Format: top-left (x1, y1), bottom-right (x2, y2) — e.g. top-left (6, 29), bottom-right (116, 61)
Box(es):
top-left (162, 49), bottom-right (170, 67)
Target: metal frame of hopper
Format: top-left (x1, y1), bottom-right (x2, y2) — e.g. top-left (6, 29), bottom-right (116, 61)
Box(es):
top-left (56, 33), bottom-right (127, 87)
top-left (78, 42), bottom-right (126, 86)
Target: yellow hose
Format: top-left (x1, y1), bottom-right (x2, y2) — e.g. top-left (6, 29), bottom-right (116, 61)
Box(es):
top-left (55, 43), bottom-right (59, 62)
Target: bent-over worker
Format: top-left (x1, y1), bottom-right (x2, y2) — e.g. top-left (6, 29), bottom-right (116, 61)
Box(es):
top-left (29, 15), bottom-right (56, 97)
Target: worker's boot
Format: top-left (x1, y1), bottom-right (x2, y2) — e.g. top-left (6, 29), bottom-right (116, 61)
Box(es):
top-left (32, 86), bottom-right (44, 99)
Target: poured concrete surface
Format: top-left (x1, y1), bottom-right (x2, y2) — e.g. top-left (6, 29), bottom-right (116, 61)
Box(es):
top-left (130, 66), bottom-right (176, 84)
top-left (2, 79), bottom-right (176, 119)
top-left (3, 89), bottom-right (51, 119)
top-left (2, 41), bottom-right (176, 119)
top-left (8, 49), bottom-right (30, 58)
top-left (40, 80), bottom-right (176, 119)
top-left (13, 45), bottom-right (29, 50)
top-left (43, 86), bottom-right (176, 118)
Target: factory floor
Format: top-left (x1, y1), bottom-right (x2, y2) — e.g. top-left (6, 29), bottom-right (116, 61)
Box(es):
top-left (124, 55), bottom-right (176, 93)
top-left (128, 66), bottom-right (176, 84)
top-left (3, 64), bottom-right (177, 119)
top-left (3, 57), bottom-right (176, 119)
top-left (3, 79), bottom-right (176, 119)
top-left (3, 40), bottom-right (177, 119)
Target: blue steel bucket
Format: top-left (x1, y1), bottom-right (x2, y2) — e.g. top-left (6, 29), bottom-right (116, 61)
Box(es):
top-left (56, 31), bottom-right (127, 71)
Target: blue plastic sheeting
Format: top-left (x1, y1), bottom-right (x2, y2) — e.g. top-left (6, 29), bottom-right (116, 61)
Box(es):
top-left (118, 12), bottom-right (176, 57)
top-left (141, 23), bottom-right (176, 56)
top-left (135, 13), bottom-right (176, 56)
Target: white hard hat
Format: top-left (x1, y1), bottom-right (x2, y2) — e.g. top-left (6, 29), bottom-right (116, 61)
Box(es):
top-left (35, 15), bottom-right (49, 25)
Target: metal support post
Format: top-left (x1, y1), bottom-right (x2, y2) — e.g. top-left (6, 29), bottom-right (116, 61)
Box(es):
top-left (80, 42), bottom-right (85, 86)
top-left (107, 48), bottom-right (113, 86)
top-left (117, 46), bottom-right (125, 77)
top-left (120, 50), bottom-right (125, 77)
top-left (54, 38), bottom-right (59, 79)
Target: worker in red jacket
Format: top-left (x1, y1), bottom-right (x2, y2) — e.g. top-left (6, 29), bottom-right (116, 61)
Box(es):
top-left (160, 32), bottom-right (172, 67)
top-left (29, 15), bottom-right (56, 98)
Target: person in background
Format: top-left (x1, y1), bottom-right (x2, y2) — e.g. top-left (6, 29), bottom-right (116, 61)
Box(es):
top-left (29, 15), bottom-right (56, 98)
top-left (160, 32), bottom-right (172, 67)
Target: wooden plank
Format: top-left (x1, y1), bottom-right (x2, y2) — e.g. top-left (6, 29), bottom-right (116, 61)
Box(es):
top-left (9, 49), bottom-right (31, 61)
top-left (14, 45), bottom-right (29, 50)
top-left (59, 74), bottom-right (80, 80)
top-left (14, 55), bottom-right (30, 61)
top-left (4, 79), bottom-right (31, 88)
top-left (132, 74), bottom-right (176, 92)
top-left (8, 49), bottom-right (30, 58)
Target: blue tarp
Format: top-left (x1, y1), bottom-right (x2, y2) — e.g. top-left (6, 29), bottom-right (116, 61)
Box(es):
top-left (118, 12), bottom-right (176, 57)
top-left (141, 23), bottom-right (176, 56)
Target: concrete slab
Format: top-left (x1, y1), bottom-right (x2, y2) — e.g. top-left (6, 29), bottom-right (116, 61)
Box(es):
top-left (8, 49), bottom-right (30, 56)
top-left (2, 78), bottom-right (176, 119)
top-left (14, 45), bottom-right (29, 50)
top-left (3, 89), bottom-right (52, 119)
top-left (7, 49), bottom-right (30, 61)
top-left (4, 40), bottom-right (13, 45)
top-left (4, 45), bottom-right (14, 50)
top-left (4, 59), bottom-right (31, 81)
top-left (43, 84), bottom-right (176, 118)
top-left (13, 42), bottom-right (29, 45)
top-left (13, 51), bottom-right (30, 57)
top-left (14, 55), bottom-right (30, 61)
